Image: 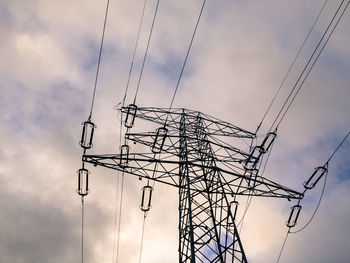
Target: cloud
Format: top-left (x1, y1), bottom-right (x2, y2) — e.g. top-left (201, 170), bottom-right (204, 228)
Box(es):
top-left (1, 0), bottom-right (349, 262)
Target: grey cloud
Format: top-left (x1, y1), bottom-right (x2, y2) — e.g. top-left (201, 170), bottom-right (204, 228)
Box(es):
top-left (1, 0), bottom-right (349, 262)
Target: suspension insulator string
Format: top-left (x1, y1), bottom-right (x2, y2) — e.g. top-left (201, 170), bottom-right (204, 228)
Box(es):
top-left (290, 168), bottom-right (328, 234)
top-left (113, 109), bottom-right (134, 263)
top-left (138, 178), bottom-right (153, 263)
top-left (237, 138), bottom-right (276, 229)
top-left (111, 0), bottom-right (149, 252)
top-left (77, 5), bottom-right (110, 261)
top-left (294, 129), bottom-right (350, 232)
top-left (278, 129), bottom-right (349, 260)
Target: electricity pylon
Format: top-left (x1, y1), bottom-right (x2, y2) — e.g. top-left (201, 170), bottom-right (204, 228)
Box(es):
top-left (83, 106), bottom-right (303, 262)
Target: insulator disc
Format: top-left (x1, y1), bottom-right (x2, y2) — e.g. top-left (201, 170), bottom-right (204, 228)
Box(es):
top-left (124, 104), bottom-right (137, 128)
top-left (152, 127), bottom-right (168, 153)
top-left (286, 204), bottom-right (302, 228)
top-left (260, 131), bottom-right (277, 153)
top-left (304, 166), bottom-right (327, 190)
top-left (140, 185), bottom-right (153, 212)
top-left (80, 120), bottom-right (96, 149)
top-left (77, 168), bottom-right (89, 196)
top-left (120, 144), bottom-right (130, 168)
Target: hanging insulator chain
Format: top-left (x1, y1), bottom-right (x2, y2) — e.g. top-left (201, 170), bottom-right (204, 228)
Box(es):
top-left (244, 130), bottom-right (277, 171)
top-left (244, 146), bottom-right (263, 170)
top-left (286, 204), bottom-right (302, 228)
top-left (120, 144), bottom-right (130, 168)
top-left (304, 164), bottom-right (328, 190)
top-left (80, 120), bottom-right (96, 149)
top-left (247, 169), bottom-right (259, 189)
top-left (124, 104), bottom-right (138, 128)
top-left (77, 168), bottom-right (90, 196)
top-left (140, 185), bottom-right (153, 212)
top-left (152, 127), bottom-right (168, 153)
top-left (283, 163), bottom-right (328, 230)
top-left (260, 130), bottom-right (277, 154)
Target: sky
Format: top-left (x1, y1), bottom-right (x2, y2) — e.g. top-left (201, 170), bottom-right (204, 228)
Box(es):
top-left (0, 0), bottom-right (350, 262)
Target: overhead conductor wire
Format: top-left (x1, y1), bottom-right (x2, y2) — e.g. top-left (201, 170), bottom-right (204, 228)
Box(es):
top-left (138, 212), bottom-right (148, 263)
top-left (137, 1), bottom-right (207, 261)
top-left (276, 229), bottom-right (290, 263)
top-left (269, 0), bottom-right (350, 133)
top-left (236, 139), bottom-right (276, 230)
top-left (112, 1), bottom-right (148, 263)
top-left (136, 0), bottom-right (161, 261)
top-left (277, 129), bottom-right (349, 263)
top-left (138, 179), bottom-right (152, 263)
top-left (256, 0), bottom-right (328, 134)
top-left (81, 1), bottom-right (110, 263)
top-left (133, 0), bottom-right (161, 104)
top-left (163, 0), bottom-right (206, 128)
top-left (274, 1), bottom-right (349, 261)
top-left (239, 1), bottom-right (329, 232)
top-left (88, 0), bottom-right (110, 121)
top-left (291, 129), bottom-right (350, 234)
top-left (121, 0), bottom-right (148, 107)
top-left (168, 0), bottom-right (206, 112)
top-left (114, 1), bottom-right (161, 262)
top-left (81, 196), bottom-right (85, 263)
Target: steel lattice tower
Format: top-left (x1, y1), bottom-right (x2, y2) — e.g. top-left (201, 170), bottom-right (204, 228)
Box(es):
top-left (83, 106), bottom-right (303, 262)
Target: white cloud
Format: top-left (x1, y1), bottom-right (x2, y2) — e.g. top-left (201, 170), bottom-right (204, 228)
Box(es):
top-left (1, 0), bottom-right (349, 262)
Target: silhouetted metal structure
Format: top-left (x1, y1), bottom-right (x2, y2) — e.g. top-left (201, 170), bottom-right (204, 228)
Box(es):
top-left (83, 106), bottom-right (303, 262)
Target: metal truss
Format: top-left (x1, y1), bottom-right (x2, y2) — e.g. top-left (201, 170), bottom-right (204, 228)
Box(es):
top-left (83, 106), bottom-right (303, 262)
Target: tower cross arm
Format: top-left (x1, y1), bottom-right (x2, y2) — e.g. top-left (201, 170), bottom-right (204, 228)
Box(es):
top-left (219, 172), bottom-right (304, 200)
top-left (121, 106), bottom-right (256, 138)
top-left (82, 153), bottom-right (303, 200)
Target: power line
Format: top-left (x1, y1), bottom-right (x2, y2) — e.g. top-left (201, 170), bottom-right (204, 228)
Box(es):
top-left (290, 166), bottom-right (328, 234)
top-left (112, 2), bottom-right (148, 262)
top-left (256, 0), bottom-right (328, 134)
top-left (122, 0), bottom-right (148, 107)
top-left (88, 0), bottom-right (110, 120)
top-left (80, 1), bottom-right (110, 262)
top-left (112, 175), bottom-right (119, 263)
top-left (138, 213), bottom-right (148, 263)
top-left (276, 229), bottom-right (290, 263)
top-left (276, 169), bottom-right (327, 261)
top-left (274, 0), bottom-right (350, 130)
top-left (168, 0), bottom-right (207, 111)
top-left (291, 129), bottom-right (350, 234)
top-left (81, 197), bottom-right (85, 263)
top-left (269, 0), bottom-right (349, 132)
top-left (115, 171), bottom-right (125, 263)
top-left (273, 3), bottom-right (350, 256)
top-left (277, 129), bottom-right (350, 258)
top-left (326, 130), bottom-right (350, 163)
top-left (236, 138), bottom-right (275, 229)
top-left (133, 0), bottom-right (161, 104)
